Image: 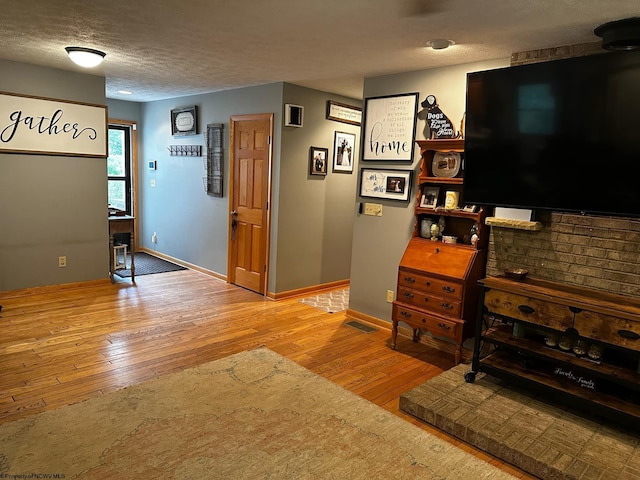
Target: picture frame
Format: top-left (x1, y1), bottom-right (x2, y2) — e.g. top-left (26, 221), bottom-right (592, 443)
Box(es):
top-left (171, 106), bottom-right (198, 136)
top-left (359, 168), bottom-right (412, 202)
top-left (332, 131), bottom-right (356, 173)
top-left (361, 92), bottom-right (419, 162)
top-left (420, 187), bottom-right (440, 209)
top-left (309, 146), bottom-right (328, 176)
top-left (326, 100), bottom-right (362, 126)
top-left (462, 204), bottom-right (478, 213)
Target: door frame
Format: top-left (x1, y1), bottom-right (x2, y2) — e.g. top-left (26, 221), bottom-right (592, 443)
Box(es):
top-left (227, 113), bottom-right (274, 296)
top-left (108, 118), bottom-right (138, 250)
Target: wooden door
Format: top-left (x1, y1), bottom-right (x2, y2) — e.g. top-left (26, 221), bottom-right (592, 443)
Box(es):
top-left (228, 113), bottom-right (273, 294)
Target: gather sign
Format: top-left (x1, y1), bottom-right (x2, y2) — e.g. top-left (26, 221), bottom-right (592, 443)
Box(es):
top-left (0, 91), bottom-right (108, 157)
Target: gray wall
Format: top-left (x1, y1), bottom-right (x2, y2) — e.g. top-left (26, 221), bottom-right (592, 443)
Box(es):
top-left (107, 99), bottom-right (143, 124)
top-left (110, 83), bottom-right (360, 295)
top-left (138, 83), bottom-right (284, 284)
top-left (0, 60), bottom-right (107, 291)
top-left (277, 84), bottom-right (361, 292)
top-left (348, 59), bottom-right (509, 322)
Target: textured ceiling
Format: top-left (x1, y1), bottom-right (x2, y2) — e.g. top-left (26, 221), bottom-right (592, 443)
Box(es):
top-left (0, 0), bottom-right (638, 102)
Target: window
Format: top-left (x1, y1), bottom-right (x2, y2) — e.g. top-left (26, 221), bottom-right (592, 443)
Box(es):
top-left (107, 124), bottom-right (132, 213)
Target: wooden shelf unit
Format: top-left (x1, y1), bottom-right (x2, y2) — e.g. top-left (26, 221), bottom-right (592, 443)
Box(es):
top-left (391, 139), bottom-right (489, 364)
top-left (467, 276), bottom-right (640, 429)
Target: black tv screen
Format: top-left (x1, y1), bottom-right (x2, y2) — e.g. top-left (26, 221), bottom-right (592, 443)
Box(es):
top-left (464, 51), bottom-right (640, 218)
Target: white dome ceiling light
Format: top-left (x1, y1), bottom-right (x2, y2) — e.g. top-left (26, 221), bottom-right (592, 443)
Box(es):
top-left (65, 46), bottom-right (106, 68)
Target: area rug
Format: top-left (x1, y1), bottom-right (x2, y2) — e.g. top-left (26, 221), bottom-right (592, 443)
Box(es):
top-left (114, 251), bottom-right (186, 277)
top-left (298, 287), bottom-right (349, 313)
top-left (0, 348), bottom-right (515, 479)
top-left (400, 364), bottom-right (640, 480)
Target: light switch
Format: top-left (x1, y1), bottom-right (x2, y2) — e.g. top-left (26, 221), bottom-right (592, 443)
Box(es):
top-left (364, 203), bottom-right (382, 216)
top-left (150, 179), bottom-right (156, 187)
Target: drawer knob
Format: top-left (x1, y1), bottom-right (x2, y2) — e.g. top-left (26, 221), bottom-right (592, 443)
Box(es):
top-left (617, 329), bottom-right (640, 341)
top-left (517, 304), bottom-right (535, 314)
top-left (403, 292), bottom-right (414, 299)
top-left (441, 302), bottom-right (453, 310)
top-left (438, 322), bottom-right (451, 330)
top-left (442, 286), bottom-right (456, 293)
top-left (425, 281), bottom-right (431, 287)
top-left (423, 297), bottom-right (429, 302)
top-left (404, 277), bottom-right (415, 284)
top-left (401, 311), bottom-right (412, 318)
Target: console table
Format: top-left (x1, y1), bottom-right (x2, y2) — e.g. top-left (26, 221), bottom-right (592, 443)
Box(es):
top-left (108, 215), bottom-right (135, 283)
top-left (466, 276), bottom-right (640, 429)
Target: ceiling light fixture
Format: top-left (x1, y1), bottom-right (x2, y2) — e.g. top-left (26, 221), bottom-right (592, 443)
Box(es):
top-left (594, 17), bottom-right (640, 51)
top-left (118, 90), bottom-right (133, 95)
top-left (426, 39), bottom-right (454, 50)
top-left (65, 46), bottom-right (106, 68)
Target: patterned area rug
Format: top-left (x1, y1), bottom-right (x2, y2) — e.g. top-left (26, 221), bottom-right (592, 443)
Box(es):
top-left (114, 252), bottom-right (186, 278)
top-left (298, 287), bottom-right (349, 313)
top-left (0, 348), bottom-right (515, 479)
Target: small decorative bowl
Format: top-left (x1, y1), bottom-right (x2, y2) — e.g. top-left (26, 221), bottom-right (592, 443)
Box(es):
top-left (504, 267), bottom-right (529, 281)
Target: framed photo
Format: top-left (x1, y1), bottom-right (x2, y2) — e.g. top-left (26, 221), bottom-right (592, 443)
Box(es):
top-left (326, 100), bottom-right (362, 126)
top-left (420, 187), bottom-right (440, 209)
top-left (359, 168), bottom-right (412, 202)
top-left (171, 106), bottom-right (198, 136)
top-left (361, 92), bottom-right (419, 162)
top-left (462, 204), bottom-right (478, 213)
top-left (332, 131), bottom-right (356, 173)
top-left (309, 146), bottom-right (328, 176)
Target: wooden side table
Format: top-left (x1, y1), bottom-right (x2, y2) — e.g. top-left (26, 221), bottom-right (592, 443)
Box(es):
top-left (108, 215), bottom-right (135, 283)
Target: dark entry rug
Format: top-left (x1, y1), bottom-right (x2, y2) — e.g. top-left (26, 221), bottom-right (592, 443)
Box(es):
top-left (400, 364), bottom-right (640, 480)
top-left (114, 252), bottom-right (187, 277)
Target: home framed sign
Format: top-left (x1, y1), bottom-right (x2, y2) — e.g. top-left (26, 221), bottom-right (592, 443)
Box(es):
top-left (361, 92), bottom-right (418, 162)
top-left (0, 91), bottom-right (108, 157)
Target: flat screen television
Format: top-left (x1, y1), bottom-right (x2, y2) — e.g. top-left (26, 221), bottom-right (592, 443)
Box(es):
top-left (463, 50), bottom-right (640, 218)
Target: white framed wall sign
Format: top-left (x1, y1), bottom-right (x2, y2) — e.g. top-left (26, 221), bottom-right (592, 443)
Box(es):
top-left (0, 91), bottom-right (108, 157)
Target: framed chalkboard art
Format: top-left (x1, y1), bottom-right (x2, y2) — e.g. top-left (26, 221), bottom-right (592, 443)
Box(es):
top-left (361, 92), bottom-right (418, 162)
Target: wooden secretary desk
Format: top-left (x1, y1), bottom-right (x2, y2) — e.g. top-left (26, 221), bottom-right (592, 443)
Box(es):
top-left (391, 139), bottom-right (488, 364)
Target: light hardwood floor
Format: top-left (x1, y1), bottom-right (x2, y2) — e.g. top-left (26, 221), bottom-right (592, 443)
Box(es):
top-left (0, 269), bottom-right (533, 479)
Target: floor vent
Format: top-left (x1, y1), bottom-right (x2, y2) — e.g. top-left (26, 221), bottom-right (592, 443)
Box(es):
top-left (344, 320), bottom-right (378, 333)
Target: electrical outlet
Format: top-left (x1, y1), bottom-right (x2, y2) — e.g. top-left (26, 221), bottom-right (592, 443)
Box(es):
top-left (152, 232), bottom-right (157, 243)
top-left (386, 289), bottom-right (394, 303)
top-left (150, 179), bottom-right (156, 187)
top-left (364, 203), bottom-right (382, 216)
top-left (58, 256), bottom-right (67, 268)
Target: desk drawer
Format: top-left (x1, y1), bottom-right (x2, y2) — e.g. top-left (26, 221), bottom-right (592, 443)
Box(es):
top-left (397, 286), bottom-right (462, 318)
top-left (392, 303), bottom-right (461, 341)
top-left (397, 270), bottom-right (463, 301)
top-left (484, 289), bottom-right (574, 331)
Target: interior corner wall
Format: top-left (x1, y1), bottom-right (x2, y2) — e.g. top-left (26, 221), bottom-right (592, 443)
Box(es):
top-left (348, 59), bottom-right (509, 322)
top-left (276, 83), bottom-right (361, 293)
top-left (0, 60), bottom-right (108, 291)
top-left (138, 83), bottom-right (284, 288)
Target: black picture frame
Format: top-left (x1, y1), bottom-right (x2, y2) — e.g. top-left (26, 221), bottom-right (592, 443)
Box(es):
top-left (171, 106), bottom-right (198, 136)
top-left (360, 92), bottom-right (419, 162)
top-left (309, 146), bottom-right (328, 176)
top-left (332, 131), bottom-right (356, 173)
top-left (359, 168), bottom-right (412, 202)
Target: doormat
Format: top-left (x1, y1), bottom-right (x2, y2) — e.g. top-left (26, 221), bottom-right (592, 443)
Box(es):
top-left (298, 288), bottom-right (349, 313)
top-left (400, 364), bottom-right (640, 480)
top-left (114, 252), bottom-right (187, 277)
